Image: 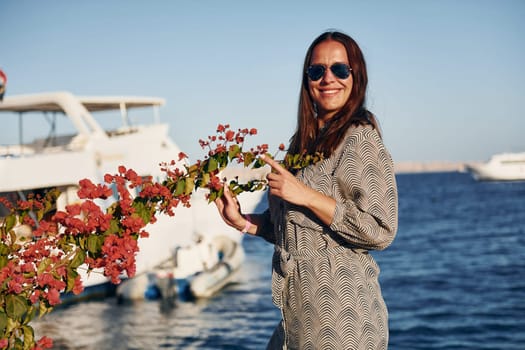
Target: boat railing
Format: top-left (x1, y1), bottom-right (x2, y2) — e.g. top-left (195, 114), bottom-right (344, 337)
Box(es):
top-left (106, 125), bottom-right (140, 137)
top-left (0, 132), bottom-right (89, 158)
top-left (0, 144), bottom-right (36, 158)
top-left (500, 160), bottom-right (525, 165)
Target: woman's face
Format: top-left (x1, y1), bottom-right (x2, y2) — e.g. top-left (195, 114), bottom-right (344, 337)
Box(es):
top-left (308, 40), bottom-right (353, 122)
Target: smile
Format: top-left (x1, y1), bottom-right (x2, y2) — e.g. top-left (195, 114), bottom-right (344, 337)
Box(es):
top-left (319, 89), bottom-right (342, 95)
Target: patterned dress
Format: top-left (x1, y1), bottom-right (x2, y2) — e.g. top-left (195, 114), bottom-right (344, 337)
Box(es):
top-left (256, 125), bottom-right (398, 350)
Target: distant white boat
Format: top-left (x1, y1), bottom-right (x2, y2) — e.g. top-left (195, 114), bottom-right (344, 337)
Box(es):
top-left (466, 152), bottom-right (525, 181)
top-left (0, 91), bottom-right (265, 302)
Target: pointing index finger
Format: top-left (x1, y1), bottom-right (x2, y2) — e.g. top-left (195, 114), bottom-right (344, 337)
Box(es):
top-left (260, 155), bottom-right (283, 173)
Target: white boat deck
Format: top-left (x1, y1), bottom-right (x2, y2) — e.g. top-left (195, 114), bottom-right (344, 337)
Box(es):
top-left (1, 91), bottom-right (265, 294)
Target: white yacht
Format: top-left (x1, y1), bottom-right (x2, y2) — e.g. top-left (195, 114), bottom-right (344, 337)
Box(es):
top-left (465, 152), bottom-right (525, 181)
top-left (0, 91), bottom-right (265, 301)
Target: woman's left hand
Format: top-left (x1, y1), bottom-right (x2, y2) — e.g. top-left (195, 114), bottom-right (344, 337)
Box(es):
top-left (261, 155), bottom-right (310, 207)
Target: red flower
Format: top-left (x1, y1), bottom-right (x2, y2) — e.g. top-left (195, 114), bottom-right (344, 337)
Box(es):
top-left (178, 152), bottom-right (188, 161)
top-left (32, 220), bottom-right (57, 237)
top-left (125, 168), bottom-right (140, 183)
top-left (36, 336), bottom-right (53, 349)
top-left (235, 135), bottom-right (244, 144)
top-left (77, 179), bottom-right (113, 199)
top-left (0, 123), bottom-right (286, 349)
top-left (72, 275), bottom-right (84, 295)
top-left (225, 130), bottom-right (235, 142)
top-left (208, 174), bottom-right (223, 191)
top-left (30, 290), bottom-right (41, 304)
top-left (0, 196), bottom-right (12, 210)
top-left (213, 144), bottom-right (227, 155)
top-left (8, 279), bottom-right (23, 294)
top-left (46, 288), bottom-right (61, 306)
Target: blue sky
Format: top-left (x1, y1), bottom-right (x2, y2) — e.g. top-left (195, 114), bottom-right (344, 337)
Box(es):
top-left (1, 0), bottom-right (524, 162)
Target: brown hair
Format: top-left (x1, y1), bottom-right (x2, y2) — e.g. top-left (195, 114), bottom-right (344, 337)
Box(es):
top-left (288, 31), bottom-right (380, 158)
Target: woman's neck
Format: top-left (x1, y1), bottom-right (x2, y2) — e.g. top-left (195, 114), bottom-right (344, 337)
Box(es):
top-left (317, 112), bottom-right (336, 130)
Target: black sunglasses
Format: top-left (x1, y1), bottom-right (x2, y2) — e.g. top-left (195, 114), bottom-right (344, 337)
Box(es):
top-left (306, 63), bottom-right (352, 81)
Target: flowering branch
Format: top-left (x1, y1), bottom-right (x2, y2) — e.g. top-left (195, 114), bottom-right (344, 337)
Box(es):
top-left (0, 124), bottom-right (323, 349)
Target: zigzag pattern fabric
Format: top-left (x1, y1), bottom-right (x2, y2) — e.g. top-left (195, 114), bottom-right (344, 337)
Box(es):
top-left (260, 125), bottom-right (398, 349)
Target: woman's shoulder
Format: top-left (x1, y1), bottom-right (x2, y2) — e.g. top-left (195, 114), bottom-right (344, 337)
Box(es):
top-left (339, 124), bottom-right (383, 150)
top-left (331, 124), bottom-right (394, 174)
top-left (345, 123), bottom-right (378, 137)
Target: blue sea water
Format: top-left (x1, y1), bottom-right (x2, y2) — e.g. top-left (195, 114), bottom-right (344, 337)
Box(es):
top-left (382, 172), bottom-right (525, 350)
top-left (33, 172), bottom-right (525, 349)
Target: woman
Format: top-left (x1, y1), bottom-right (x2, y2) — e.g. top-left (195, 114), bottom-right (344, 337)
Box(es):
top-left (215, 31), bottom-right (398, 349)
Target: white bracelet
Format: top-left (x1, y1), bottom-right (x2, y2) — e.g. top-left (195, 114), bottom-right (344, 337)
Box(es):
top-left (240, 215), bottom-right (252, 234)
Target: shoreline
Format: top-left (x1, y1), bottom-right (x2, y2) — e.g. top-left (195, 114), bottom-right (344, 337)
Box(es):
top-left (394, 161), bottom-right (479, 174)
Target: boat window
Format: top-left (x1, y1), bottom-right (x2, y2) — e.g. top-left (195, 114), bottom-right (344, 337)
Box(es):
top-left (93, 106), bottom-right (160, 134)
top-left (2, 110), bottom-right (77, 150)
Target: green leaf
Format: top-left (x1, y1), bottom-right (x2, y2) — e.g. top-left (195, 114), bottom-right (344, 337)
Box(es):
top-left (22, 305), bottom-right (36, 325)
top-left (174, 178), bottom-right (185, 196)
top-left (0, 243), bottom-right (9, 255)
top-left (187, 163), bottom-right (199, 174)
top-left (0, 310), bottom-right (7, 332)
top-left (37, 258), bottom-right (52, 274)
top-left (133, 200), bottom-right (152, 225)
top-left (218, 151), bottom-right (229, 169)
top-left (22, 324), bottom-right (34, 350)
top-left (105, 219), bottom-right (120, 236)
top-left (243, 152), bottom-right (255, 167)
top-left (208, 190), bottom-right (218, 203)
top-left (70, 249), bottom-right (86, 269)
top-left (77, 236), bottom-right (86, 250)
top-left (0, 256), bottom-right (7, 269)
top-left (5, 215), bottom-right (17, 233)
top-left (228, 144), bottom-right (241, 160)
top-left (43, 189), bottom-right (60, 213)
top-left (87, 235), bottom-right (103, 254)
top-left (233, 187), bottom-right (244, 196)
top-left (184, 177), bottom-right (195, 195)
top-left (253, 158), bottom-right (265, 169)
top-left (66, 268), bottom-right (79, 293)
top-left (106, 202), bottom-right (118, 216)
top-left (205, 157), bottom-right (219, 173)
top-left (6, 295), bottom-right (29, 321)
top-left (39, 301), bottom-right (53, 318)
top-left (200, 173), bottom-right (210, 188)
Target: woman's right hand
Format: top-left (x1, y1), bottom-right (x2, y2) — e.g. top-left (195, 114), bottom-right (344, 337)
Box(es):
top-left (214, 183), bottom-right (245, 231)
